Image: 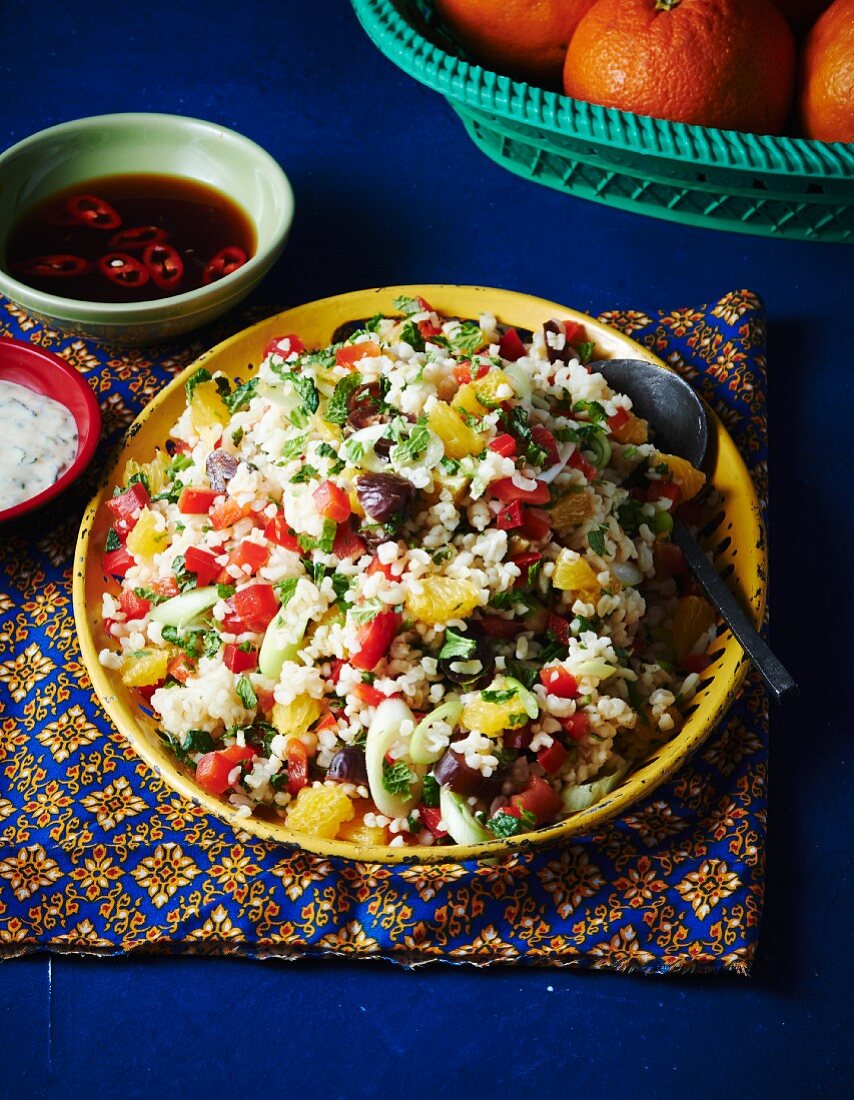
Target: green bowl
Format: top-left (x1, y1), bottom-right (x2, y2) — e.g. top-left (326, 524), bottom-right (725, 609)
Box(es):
top-left (0, 113), bottom-right (294, 345)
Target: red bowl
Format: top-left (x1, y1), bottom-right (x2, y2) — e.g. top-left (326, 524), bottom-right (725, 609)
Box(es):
top-left (0, 336), bottom-right (101, 522)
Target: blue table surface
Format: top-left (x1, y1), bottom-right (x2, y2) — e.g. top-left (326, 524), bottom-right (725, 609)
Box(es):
top-left (0, 1), bottom-right (852, 1096)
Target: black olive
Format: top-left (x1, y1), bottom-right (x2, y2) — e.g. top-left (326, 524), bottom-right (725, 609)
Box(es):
top-left (356, 473), bottom-right (414, 524)
top-left (206, 450), bottom-right (239, 493)
top-left (437, 633), bottom-right (495, 689)
top-left (327, 747), bottom-right (368, 785)
top-left (543, 319), bottom-right (571, 364)
top-left (331, 318), bottom-right (370, 343)
top-left (347, 382), bottom-right (386, 431)
top-left (433, 748), bottom-right (500, 800)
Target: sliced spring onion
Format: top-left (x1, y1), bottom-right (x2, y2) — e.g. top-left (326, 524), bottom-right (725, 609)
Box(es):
top-left (584, 432), bottom-right (612, 469)
top-left (365, 698), bottom-right (420, 818)
top-left (503, 676), bottom-right (539, 719)
top-left (612, 561), bottom-right (645, 586)
top-left (538, 441), bottom-right (577, 485)
top-left (409, 698), bottom-right (462, 765)
top-left (149, 586), bottom-right (219, 628)
top-left (570, 658), bottom-right (619, 681)
top-left (502, 362), bottom-right (531, 402)
top-left (439, 787), bottom-right (492, 845)
top-left (561, 759), bottom-right (630, 813)
top-left (390, 427), bottom-right (444, 473)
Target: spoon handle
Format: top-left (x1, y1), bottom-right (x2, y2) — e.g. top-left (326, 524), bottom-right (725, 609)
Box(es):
top-left (671, 518), bottom-right (797, 705)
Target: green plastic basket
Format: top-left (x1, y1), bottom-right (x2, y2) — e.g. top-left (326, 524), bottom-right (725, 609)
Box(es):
top-left (352, 0), bottom-right (854, 242)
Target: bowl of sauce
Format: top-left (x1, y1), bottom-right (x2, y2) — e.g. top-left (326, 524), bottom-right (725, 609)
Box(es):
top-left (0, 114), bottom-right (294, 345)
top-left (0, 337), bottom-right (101, 522)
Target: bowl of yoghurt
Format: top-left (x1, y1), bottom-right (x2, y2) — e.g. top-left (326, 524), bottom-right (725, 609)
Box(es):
top-left (0, 337), bottom-right (101, 522)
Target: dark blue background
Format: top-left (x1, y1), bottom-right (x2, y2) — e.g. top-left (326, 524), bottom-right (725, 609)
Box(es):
top-left (0, 1), bottom-right (851, 1096)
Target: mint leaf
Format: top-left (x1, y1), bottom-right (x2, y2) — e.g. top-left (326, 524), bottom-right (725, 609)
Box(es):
top-left (326, 371), bottom-right (362, 427)
top-left (236, 676), bottom-right (257, 709)
top-left (438, 627), bottom-right (476, 661)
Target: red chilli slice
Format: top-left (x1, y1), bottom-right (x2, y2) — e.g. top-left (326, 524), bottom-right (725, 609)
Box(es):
top-left (98, 252), bottom-right (150, 288)
top-left (203, 245), bottom-right (247, 285)
top-left (17, 254), bottom-right (91, 278)
top-left (66, 193), bottom-right (121, 229)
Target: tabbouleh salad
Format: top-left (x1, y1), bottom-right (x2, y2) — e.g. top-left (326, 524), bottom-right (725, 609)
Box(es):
top-left (98, 297), bottom-right (716, 848)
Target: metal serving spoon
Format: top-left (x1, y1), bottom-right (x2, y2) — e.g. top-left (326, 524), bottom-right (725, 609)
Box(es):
top-left (590, 358), bottom-right (797, 705)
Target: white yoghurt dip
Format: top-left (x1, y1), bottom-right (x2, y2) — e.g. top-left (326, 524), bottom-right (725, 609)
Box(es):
top-left (0, 379), bottom-right (79, 510)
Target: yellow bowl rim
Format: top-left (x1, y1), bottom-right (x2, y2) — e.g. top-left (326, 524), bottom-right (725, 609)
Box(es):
top-left (73, 284), bottom-right (766, 863)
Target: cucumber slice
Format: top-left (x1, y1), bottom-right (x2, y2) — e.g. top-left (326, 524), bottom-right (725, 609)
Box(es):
top-left (439, 787), bottom-right (491, 845)
top-left (561, 759), bottom-right (630, 813)
top-left (571, 659), bottom-right (618, 681)
top-left (149, 586), bottom-right (219, 628)
top-left (503, 362), bottom-right (531, 403)
top-left (408, 699), bottom-right (462, 765)
top-left (365, 698), bottom-right (420, 818)
top-left (503, 676), bottom-right (539, 720)
top-left (258, 613), bottom-right (306, 680)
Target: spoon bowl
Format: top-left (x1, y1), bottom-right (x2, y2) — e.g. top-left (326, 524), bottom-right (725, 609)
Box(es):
top-left (590, 357), bottom-right (796, 704)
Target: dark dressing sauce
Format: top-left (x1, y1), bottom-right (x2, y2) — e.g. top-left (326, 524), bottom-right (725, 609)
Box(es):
top-left (5, 173), bottom-right (256, 303)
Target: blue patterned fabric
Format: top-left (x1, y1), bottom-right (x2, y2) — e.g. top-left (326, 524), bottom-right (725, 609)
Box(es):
top-left (0, 290), bottom-right (768, 972)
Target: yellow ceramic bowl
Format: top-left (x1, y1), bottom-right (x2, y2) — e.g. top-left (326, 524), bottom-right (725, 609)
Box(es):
top-left (73, 285), bottom-right (766, 863)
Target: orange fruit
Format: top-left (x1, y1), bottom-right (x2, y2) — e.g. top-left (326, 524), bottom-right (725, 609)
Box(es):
top-left (798, 0), bottom-right (854, 141)
top-left (435, 0), bottom-right (597, 87)
top-left (771, 0), bottom-right (831, 37)
top-left (563, 0), bottom-right (796, 135)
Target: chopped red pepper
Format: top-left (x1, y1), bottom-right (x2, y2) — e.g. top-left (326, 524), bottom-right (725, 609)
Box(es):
top-left (530, 425), bottom-right (560, 466)
top-left (230, 584), bottom-right (279, 633)
top-left (264, 334), bottom-right (305, 360)
top-left (223, 643), bottom-right (259, 673)
top-left (419, 806), bottom-right (448, 840)
top-left (142, 242), bottom-right (184, 290)
top-left (332, 522), bottom-right (366, 560)
top-left (102, 546), bottom-right (134, 577)
top-left (607, 407), bottom-right (631, 434)
top-left (336, 341), bottom-right (381, 368)
top-left (16, 253), bottom-right (91, 278)
top-left (67, 193), bottom-right (121, 229)
top-left (504, 723), bottom-right (533, 751)
top-left (490, 477), bottom-right (551, 505)
top-left (539, 666), bottom-right (579, 699)
top-left (183, 546), bottom-right (221, 586)
top-left (196, 744), bottom-right (256, 796)
top-left (264, 513), bottom-right (301, 553)
top-left (203, 245), bottom-right (248, 284)
top-left (98, 252), bottom-right (150, 288)
top-left (510, 551), bottom-right (542, 586)
top-left (568, 449), bottom-right (597, 481)
top-left (477, 615), bottom-right (524, 639)
top-left (682, 653), bottom-right (710, 675)
top-left (178, 487), bottom-right (218, 514)
top-left (647, 481), bottom-right (682, 506)
top-left (209, 498), bottom-right (252, 530)
top-left (562, 320), bottom-right (586, 347)
top-left (313, 480), bottom-right (351, 523)
top-left (226, 540), bottom-right (270, 577)
top-left (167, 653), bottom-right (196, 684)
top-left (106, 481), bottom-right (150, 524)
top-left (495, 499), bottom-right (525, 530)
top-left (350, 609), bottom-right (401, 671)
top-left (367, 555), bottom-right (398, 581)
top-left (560, 712), bottom-right (590, 742)
top-left (452, 360), bottom-right (490, 386)
top-left (546, 613), bottom-right (572, 646)
top-left (510, 776), bottom-right (562, 824)
top-left (488, 433), bottom-right (517, 458)
top-left (498, 327), bottom-right (527, 362)
top-left (109, 225), bottom-right (168, 250)
top-left (118, 588), bottom-right (150, 620)
top-left (354, 682), bottom-right (391, 707)
top-left (537, 740), bottom-right (570, 775)
top-left (287, 739), bottom-right (309, 796)
top-left (519, 506), bottom-right (552, 542)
